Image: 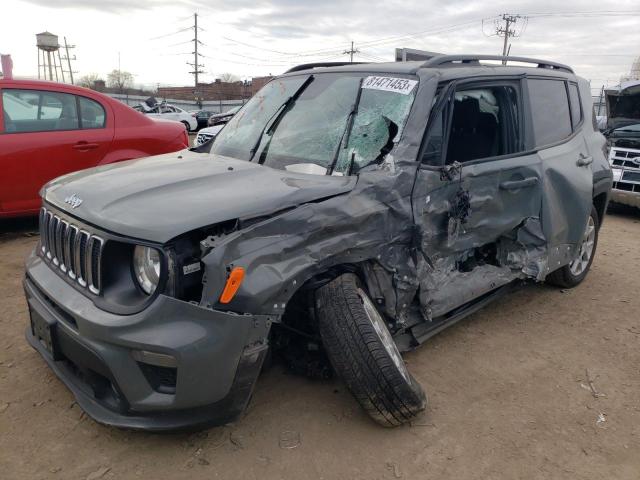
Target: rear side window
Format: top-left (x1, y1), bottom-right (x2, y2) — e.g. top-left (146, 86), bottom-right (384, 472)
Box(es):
top-left (568, 83), bottom-right (582, 129)
top-left (528, 79), bottom-right (572, 147)
top-left (2, 89), bottom-right (79, 133)
top-left (79, 96), bottom-right (106, 129)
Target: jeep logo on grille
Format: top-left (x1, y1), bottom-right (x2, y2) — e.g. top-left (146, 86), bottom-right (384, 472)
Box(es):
top-left (64, 194), bottom-right (83, 209)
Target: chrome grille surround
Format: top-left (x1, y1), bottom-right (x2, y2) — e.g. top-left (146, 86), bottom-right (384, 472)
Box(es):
top-left (610, 147), bottom-right (640, 194)
top-left (39, 206), bottom-right (105, 295)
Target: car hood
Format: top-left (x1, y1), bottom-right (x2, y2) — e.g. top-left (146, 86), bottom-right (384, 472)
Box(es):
top-left (43, 150), bottom-right (356, 243)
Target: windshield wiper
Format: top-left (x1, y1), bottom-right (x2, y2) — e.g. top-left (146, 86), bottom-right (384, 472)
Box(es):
top-left (247, 75), bottom-right (314, 163)
top-left (328, 78), bottom-right (364, 175)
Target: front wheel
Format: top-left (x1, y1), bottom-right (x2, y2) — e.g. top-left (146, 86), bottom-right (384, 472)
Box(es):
top-left (181, 121), bottom-right (191, 132)
top-left (546, 205), bottom-right (599, 288)
top-left (316, 273), bottom-right (427, 427)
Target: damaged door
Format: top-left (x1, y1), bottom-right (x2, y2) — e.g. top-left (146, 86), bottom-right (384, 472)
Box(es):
top-left (412, 78), bottom-right (545, 324)
top-left (526, 78), bottom-right (593, 268)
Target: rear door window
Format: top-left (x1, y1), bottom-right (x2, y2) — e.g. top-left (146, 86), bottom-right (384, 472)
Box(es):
top-left (78, 96), bottom-right (106, 129)
top-left (2, 89), bottom-right (79, 132)
top-left (528, 79), bottom-right (572, 146)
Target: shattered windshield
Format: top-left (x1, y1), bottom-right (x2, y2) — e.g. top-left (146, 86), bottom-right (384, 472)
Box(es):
top-left (211, 73), bottom-right (417, 175)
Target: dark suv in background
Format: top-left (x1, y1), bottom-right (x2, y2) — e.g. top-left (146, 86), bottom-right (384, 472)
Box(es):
top-left (24, 55), bottom-right (611, 430)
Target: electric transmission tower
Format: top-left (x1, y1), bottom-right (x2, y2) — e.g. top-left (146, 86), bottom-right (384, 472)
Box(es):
top-left (187, 13), bottom-right (205, 106)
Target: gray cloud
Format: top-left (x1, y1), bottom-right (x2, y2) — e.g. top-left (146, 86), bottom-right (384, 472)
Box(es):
top-left (17, 0), bottom-right (640, 83)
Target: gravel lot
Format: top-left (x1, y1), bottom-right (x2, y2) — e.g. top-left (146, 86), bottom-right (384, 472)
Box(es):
top-left (1, 210), bottom-right (639, 480)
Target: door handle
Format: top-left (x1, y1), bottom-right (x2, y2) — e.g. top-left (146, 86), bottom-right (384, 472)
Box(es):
top-left (577, 154), bottom-right (593, 167)
top-left (500, 177), bottom-right (539, 190)
top-left (72, 141), bottom-right (100, 151)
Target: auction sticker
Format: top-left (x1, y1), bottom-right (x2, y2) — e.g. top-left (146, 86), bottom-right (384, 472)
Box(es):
top-left (362, 76), bottom-right (418, 95)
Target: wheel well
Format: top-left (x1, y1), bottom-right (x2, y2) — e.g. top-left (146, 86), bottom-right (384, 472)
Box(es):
top-left (593, 192), bottom-right (607, 226)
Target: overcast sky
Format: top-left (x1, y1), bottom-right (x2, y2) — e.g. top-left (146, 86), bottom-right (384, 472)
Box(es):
top-left (2, 0), bottom-right (639, 93)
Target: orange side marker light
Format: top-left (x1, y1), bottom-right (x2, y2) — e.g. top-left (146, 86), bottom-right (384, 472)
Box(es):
top-left (219, 266), bottom-right (245, 304)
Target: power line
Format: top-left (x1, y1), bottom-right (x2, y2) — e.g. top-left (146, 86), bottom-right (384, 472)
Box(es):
top-left (148, 25), bottom-right (193, 41)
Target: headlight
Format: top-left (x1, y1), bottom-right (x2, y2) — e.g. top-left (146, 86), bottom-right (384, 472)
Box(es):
top-left (133, 245), bottom-right (161, 295)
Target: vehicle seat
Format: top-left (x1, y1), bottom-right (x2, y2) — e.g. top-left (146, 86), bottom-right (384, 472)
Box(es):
top-left (81, 105), bottom-right (97, 128)
top-left (447, 98), bottom-right (497, 163)
top-left (55, 104), bottom-right (78, 130)
top-left (447, 98), bottom-right (482, 163)
top-left (2, 107), bottom-right (16, 132)
top-left (477, 112), bottom-right (499, 157)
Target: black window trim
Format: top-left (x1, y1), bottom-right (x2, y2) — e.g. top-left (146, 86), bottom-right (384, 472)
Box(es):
top-left (418, 75), bottom-right (527, 170)
top-left (1, 87), bottom-right (107, 134)
top-left (566, 81), bottom-right (584, 132)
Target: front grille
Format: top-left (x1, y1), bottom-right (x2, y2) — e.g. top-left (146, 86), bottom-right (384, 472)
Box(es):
top-left (195, 133), bottom-right (215, 146)
top-left (610, 147), bottom-right (640, 193)
top-left (39, 207), bottom-right (105, 295)
top-left (611, 148), bottom-right (640, 169)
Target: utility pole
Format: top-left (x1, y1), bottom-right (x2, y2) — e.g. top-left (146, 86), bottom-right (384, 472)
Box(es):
top-left (187, 12), bottom-right (205, 107)
top-left (496, 14), bottom-right (520, 64)
top-left (343, 41), bottom-right (359, 63)
top-left (62, 36), bottom-right (75, 84)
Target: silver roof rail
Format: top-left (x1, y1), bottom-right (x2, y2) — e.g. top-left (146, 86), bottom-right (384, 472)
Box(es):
top-left (421, 55), bottom-right (574, 74)
top-left (284, 62), bottom-right (366, 74)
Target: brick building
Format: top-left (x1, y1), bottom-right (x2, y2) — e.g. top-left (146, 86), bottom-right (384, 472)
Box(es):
top-left (157, 76), bottom-right (273, 102)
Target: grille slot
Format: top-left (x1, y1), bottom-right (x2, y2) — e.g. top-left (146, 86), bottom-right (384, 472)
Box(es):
top-left (39, 207), bottom-right (105, 295)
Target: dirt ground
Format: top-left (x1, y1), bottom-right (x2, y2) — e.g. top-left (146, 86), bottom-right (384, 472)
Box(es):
top-left (1, 210), bottom-right (639, 480)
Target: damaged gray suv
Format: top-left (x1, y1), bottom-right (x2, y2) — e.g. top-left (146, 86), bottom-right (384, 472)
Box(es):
top-left (25, 55), bottom-right (612, 430)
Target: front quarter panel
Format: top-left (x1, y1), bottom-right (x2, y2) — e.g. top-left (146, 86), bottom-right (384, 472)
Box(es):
top-left (200, 169), bottom-right (417, 316)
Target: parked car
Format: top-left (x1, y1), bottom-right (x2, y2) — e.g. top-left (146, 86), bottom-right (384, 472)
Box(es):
top-left (191, 110), bottom-right (215, 130)
top-left (139, 100), bottom-right (198, 132)
top-left (24, 56), bottom-right (611, 431)
top-left (207, 105), bottom-right (241, 126)
top-left (603, 80), bottom-right (640, 208)
top-left (0, 79), bottom-right (189, 218)
top-left (194, 123), bottom-right (225, 146)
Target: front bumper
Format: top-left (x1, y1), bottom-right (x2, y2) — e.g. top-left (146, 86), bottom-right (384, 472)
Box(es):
top-left (610, 188), bottom-right (640, 208)
top-left (24, 251), bottom-right (272, 431)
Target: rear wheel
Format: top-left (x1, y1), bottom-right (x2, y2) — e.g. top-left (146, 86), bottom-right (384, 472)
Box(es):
top-left (546, 205), bottom-right (599, 288)
top-left (181, 121), bottom-right (191, 132)
top-left (316, 273), bottom-right (427, 427)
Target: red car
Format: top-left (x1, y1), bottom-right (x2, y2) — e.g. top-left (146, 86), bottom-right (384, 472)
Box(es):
top-left (0, 79), bottom-right (189, 218)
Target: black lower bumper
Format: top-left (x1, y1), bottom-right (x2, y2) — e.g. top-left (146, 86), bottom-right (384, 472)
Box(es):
top-left (26, 325), bottom-right (267, 431)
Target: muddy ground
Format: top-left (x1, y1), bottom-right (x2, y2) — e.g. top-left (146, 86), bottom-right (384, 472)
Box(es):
top-left (1, 210), bottom-right (639, 480)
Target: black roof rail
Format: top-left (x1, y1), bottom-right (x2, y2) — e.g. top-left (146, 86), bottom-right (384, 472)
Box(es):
top-left (284, 62), bottom-right (367, 74)
top-left (421, 55), bottom-right (574, 74)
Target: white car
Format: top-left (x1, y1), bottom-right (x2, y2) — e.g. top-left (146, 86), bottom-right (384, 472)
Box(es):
top-left (141, 103), bottom-right (198, 132)
top-left (194, 123), bottom-right (225, 146)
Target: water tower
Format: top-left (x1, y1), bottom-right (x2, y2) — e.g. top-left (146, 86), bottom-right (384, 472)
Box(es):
top-left (36, 31), bottom-right (65, 81)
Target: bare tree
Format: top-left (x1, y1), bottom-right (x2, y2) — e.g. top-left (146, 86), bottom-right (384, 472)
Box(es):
top-left (107, 69), bottom-right (134, 93)
top-left (219, 72), bottom-right (240, 83)
top-left (77, 73), bottom-right (103, 90)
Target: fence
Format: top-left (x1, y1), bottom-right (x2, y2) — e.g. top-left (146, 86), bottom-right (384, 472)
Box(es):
top-left (106, 93), bottom-right (246, 114)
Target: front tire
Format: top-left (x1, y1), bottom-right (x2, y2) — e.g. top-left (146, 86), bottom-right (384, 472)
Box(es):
top-left (546, 205), bottom-right (599, 288)
top-left (181, 121), bottom-right (191, 132)
top-left (316, 273), bottom-right (427, 427)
